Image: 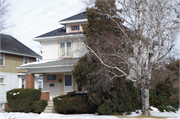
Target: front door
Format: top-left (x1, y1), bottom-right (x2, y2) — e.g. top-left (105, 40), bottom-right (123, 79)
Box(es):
top-left (64, 74), bottom-right (73, 94)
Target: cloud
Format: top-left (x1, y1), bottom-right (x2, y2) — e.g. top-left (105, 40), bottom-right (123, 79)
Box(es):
top-left (3, 0), bottom-right (85, 55)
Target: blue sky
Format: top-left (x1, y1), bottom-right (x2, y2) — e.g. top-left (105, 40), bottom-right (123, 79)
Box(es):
top-left (3, 0), bottom-right (85, 55)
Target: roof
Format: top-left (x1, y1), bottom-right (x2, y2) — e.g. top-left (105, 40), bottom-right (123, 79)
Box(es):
top-left (59, 11), bottom-right (87, 22)
top-left (17, 58), bottom-right (80, 70)
top-left (36, 27), bottom-right (83, 38)
top-left (0, 34), bottom-right (41, 58)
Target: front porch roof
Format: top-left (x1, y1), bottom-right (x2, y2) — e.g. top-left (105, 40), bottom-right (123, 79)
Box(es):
top-left (17, 58), bottom-right (80, 73)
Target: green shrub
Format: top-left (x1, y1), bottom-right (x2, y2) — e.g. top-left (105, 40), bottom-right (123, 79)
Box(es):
top-left (150, 78), bottom-right (179, 112)
top-left (33, 100), bottom-right (47, 114)
top-left (95, 79), bottom-right (139, 115)
top-left (6, 88), bottom-right (41, 113)
top-left (53, 94), bottom-right (96, 114)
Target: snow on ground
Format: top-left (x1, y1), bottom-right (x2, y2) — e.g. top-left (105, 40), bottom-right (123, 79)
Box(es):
top-left (0, 107), bottom-right (179, 119)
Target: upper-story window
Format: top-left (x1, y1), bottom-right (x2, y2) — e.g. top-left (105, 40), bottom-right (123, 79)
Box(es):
top-left (71, 25), bottom-right (79, 31)
top-left (24, 57), bottom-right (29, 64)
top-left (60, 42), bottom-right (72, 57)
top-left (0, 53), bottom-right (4, 66)
top-left (82, 24), bottom-right (87, 30)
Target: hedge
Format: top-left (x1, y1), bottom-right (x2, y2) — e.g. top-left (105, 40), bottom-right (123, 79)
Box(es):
top-left (6, 88), bottom-right (41, 113)
top-left (33, 100), bottom-right (48, 114)
top-left (53, 93), bottom-right (96, 114)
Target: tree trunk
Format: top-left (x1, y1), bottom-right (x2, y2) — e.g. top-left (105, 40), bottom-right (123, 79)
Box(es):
top-left (141, 87), bottom-right (150, 116)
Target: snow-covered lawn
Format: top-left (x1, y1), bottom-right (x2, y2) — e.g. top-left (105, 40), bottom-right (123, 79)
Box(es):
top-left (0, 107), bottom-right (179, 119)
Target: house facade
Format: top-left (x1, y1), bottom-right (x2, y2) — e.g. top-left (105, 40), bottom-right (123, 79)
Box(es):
top-left (18, 11), bottom-right (88, 100)
top-left (0, 34), bottom-right (41, 110)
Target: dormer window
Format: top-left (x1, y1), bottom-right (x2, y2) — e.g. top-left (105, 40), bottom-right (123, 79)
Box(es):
top-left (71, 25), bottom-right (79, 31)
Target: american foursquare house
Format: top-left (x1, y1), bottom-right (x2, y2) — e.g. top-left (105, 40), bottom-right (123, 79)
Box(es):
top-left (0, 34), bottom-right (41, 110)
top-left (18, 11), bottom-right (88, 100)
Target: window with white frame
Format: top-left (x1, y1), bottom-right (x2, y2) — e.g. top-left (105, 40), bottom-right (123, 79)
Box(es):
top-left (0, 78), bottom-right (4, 84)
top-left (60, 42), bottom-right (72, 57)
top-left (24, 57), bottom-right (29, 64)
top-left (0, 53), bottom-right (4, 66)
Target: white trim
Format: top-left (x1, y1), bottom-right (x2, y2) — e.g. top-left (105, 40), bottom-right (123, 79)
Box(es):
top-left (17, 64), bottom-right (74, 69)
top-left (59, 19), bottom-right (88, 25)
top-left (0, 51), bottom-right (41, 58)
top-left (34, 34), bottom-right (85, 42)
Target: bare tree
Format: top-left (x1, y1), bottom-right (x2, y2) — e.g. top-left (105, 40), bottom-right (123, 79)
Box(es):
top-left (0, 0), bottom-right (8, 32)
top-left (81, 0), bottom-right (180, 116)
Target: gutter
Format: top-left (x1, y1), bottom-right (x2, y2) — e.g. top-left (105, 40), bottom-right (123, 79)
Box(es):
top-left (0, 50), bottom-right (41, 58)
top-left (17, 64), bottom-right (74, 70)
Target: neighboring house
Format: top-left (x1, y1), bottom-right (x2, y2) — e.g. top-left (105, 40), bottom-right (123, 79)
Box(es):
top-left (0, 34), bottom-right (41, 110)
top-left (17, 11), bottom-right (88, 100)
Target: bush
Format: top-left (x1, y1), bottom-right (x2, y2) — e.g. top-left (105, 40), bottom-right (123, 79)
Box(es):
top-left (95, 79), bottom-right (139, 115)
top-left (33, 100), bottom-right (47, 114)
top-left (150, 78), bottom-right (179, 112)
top-left (6, 88), bottom-right (41, 112)
top-left (53, 93), bottom-right (96, 114)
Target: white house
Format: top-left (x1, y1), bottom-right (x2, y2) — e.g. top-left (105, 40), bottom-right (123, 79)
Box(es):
top-left (0, 34), bottom-right (41, 110)
top-left (17, 11), bottom-right (88, 100)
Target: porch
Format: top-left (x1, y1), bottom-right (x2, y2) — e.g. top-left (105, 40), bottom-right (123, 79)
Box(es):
top-left (17, 58), bottom-right (84, 101)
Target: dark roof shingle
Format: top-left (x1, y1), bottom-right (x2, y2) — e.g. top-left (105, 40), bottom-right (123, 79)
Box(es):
top-left (36, 27), bottom-right (83, 38)
top-left (59, 11), bottom-right (87, 22)
top-left (0, 34), bottom-right (41, 58)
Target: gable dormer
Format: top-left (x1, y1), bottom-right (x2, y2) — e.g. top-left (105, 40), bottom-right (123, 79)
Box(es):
top-left (58, 11), bottom-right (88, 33)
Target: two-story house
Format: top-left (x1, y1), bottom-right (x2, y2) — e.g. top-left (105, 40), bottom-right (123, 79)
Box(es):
top-left (18, 11), bottom-right (88, 100)
top-left (0, 34), bottom-right (41, 110)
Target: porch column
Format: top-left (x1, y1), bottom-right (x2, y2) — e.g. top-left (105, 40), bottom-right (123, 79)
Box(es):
top-left (25, 73), bottom-right (34, 89)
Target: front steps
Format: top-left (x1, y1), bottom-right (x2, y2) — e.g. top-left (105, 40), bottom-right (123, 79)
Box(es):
top-left (42, 100), bottom-right (56, 113)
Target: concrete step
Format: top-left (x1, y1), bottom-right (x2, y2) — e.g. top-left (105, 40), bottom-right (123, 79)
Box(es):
top-left (42, 100), bottom-right (57, 113)
top-left (45, 106), bottom-right (54, 110)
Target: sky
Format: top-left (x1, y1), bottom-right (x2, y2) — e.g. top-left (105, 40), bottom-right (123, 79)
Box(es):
top-left (3, 0), bottom-right (86, 55)
top-left (2, 0), bottom-right (180, 58)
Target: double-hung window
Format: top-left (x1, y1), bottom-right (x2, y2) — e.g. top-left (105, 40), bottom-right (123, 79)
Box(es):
top-left (0, 53), bottom-right (4, 66)
top-left (60, 42), bottom-right (72, 57)
top-left (24, 57), bottom-right (29, 64)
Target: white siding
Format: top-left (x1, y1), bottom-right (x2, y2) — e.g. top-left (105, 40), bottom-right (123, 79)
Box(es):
top-left (42, 39), bottom-right (88, 61)
top-left (0, 72), bottom-right (19, 104)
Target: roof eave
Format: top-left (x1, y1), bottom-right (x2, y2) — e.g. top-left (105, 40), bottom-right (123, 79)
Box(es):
top-left (34, 34), bottom-right (85, 42)
top-left (0, 50), bottom-right (41, 58)
top-left (59, 19), bottom-right (88, 25)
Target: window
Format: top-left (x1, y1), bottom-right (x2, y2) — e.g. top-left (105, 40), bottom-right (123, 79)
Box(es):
top-left (47, 75), bottom-right (56, 81)
top-left (24, 57), bottom-right (29, 64)
top-left (71, 25), bottom-right (79, 31)
top-left (82, 24), bottom-right (87, 30)
top-left (38, 81), bottom-right (42, 90)
top-left (0, 53), bottom-right (4, 66)
top-left (22, 79), bottom-right (25, 88)
top-left (65, 75), bottom-right (72, 86)
top-left (0, 103), bottom-right (4, 109)
top-left (78, 85), bottom-right (82, 92)
top-left (60, 42), bottom-right (72, 57)
top-left (0, 78), bottom-right (4, 84)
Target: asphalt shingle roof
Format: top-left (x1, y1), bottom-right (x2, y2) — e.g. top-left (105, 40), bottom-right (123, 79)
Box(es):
top-left (59, 11), bottom-right (87, 22)
top-left (0, 34), bottom-right (41, 58)
top-left (36, 27), bottom-right (83, 38)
